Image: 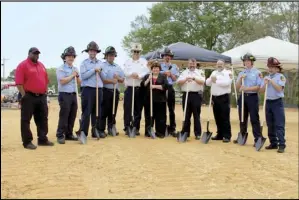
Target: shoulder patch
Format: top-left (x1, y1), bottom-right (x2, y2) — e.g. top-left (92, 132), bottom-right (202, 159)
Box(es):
top-left (280, 75), bottom-right (286, 81)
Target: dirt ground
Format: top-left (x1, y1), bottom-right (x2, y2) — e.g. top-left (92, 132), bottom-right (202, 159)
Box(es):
top-left (1, 100), bottom-right (298, 199)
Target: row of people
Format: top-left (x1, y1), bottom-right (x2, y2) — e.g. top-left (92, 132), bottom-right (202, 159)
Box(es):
top-left (14, 43), bottom-right (286, 153)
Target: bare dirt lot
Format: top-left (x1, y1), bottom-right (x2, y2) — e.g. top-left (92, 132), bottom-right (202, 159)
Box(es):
top-left (1, 100), bottom-right (298, 199)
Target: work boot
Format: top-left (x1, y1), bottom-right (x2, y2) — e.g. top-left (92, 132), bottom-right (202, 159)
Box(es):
top-left (38, 140), bottom-right (54, 146)
top-left (24, 142), bottom-right (37, 150)
top-left (57, 137), bottom-right (65, 144)
top-left (108, 128), bottom-right (113, 136)
top-left (277, 146), bottom-right (285, 153)
top-left (99, 131), bottom-right (106, 138)
top-left (265, 144), bottom-right (278, 150)
top-left (65, 135), bottom-right (78, 141)
top-left (211, 135), bottom-right (223, 140)
top-left (223, 138), bottom-right (230, 143)
top-left (195, 135), bottom-right (201, 140)
top-left (233, 139), bottom-right (238, 144)
top-left (136, 130), bottom-right (140, 136)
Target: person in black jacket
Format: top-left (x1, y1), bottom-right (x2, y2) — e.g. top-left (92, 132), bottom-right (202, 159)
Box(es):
top-left (141, 61), bottom-right (169, 138)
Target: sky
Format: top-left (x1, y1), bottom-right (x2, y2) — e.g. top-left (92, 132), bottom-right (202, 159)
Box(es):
top-left (1, 2), bottom-right (155, 78)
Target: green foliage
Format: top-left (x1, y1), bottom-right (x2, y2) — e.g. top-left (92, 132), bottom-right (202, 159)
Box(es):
top-left (46, 67), bottom-right (58, 91)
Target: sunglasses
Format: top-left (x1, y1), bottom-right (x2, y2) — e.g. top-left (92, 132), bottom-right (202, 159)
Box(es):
top-left (133, 51), bottom-right (140, 54)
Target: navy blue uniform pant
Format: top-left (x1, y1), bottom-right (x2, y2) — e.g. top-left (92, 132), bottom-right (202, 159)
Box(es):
top-left (266, 98), bottom-right (286, 147)
top-left (56, 92), bottom-right (78, 139)
top-left (123, 86), bottom-right (141, 130)
top-left (99, 88), bottom-right (119, 131)
top-left (81, 87), bottom-right (103, 136)
top-left (167, 85), bottom-right (176, 132)
top-left (20, 92), bottom-right (48, 147)
top-left (181, 92), bottom-right (202, 137)
top-left (212, 93), bottom-right (232, 139)
top-left (238, 93), bottom-right (262, 142)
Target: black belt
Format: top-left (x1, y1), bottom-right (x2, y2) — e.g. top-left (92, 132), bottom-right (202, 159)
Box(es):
top-left (26, 91), bottom-right (46, 97)
top-left (213, 93), bottom-right (229, 98)
top-left (59, 92), bottom-right (76, 95)
top-left (183, 91), bottom-right (203, 94)
top-left (127, 86), bottom-right (140, 89)
top-left (244, 93), bottom-right (257, 97)
top-left (267, 98), bottom-right (282, 102)
top-left (103, 88), bottom-right (116, 92)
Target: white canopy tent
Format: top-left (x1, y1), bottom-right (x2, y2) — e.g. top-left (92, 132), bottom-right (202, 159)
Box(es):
top-left (222, 36), bottom-right (299, 72)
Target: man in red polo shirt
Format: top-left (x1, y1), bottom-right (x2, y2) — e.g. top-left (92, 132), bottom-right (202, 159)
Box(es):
top-left (15, 47), bottom-right (54, 150)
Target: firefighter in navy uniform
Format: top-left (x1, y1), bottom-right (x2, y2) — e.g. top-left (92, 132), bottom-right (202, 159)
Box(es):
top-left (99, 46), bottom-right (125, 136)
top-left (160, 48), bottom-right (180, 137)
top-left (177, 58), bottom-right (205, 140)
top-left (80, 41), bottom-right (106, 138)
top-left (56, 46), bottom-right (81, 144)
top-left (260, 57), bottom-right (287, 153)
top-left (233, 53), bottom-right (266, 147)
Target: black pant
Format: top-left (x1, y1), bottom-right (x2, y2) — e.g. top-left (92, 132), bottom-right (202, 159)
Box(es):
top-left (212, 93), bottom-right (232, 139)
top-left (144, 99), bottom-right (167, 137)
top-left (123, 87), bottom-right (141, 129)
top-left (56, 92), bottom-right (78, 139)
top-left (181, 92), bottom-right (202, 136)
top-left (81, 87), bottom-right (103, 136)
top-left (99, 88), bottom-right (119, 131)
top-left (20, 92), bottom-right (48, 146)
top-left (238, 93), bottom-right (262, 142)
top-left (139, 86), bottom-right (146, 123)
top-left (167, 85), bottom-right (176, 131)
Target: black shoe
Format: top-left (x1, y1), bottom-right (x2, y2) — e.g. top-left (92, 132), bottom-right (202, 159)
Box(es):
top-left (211, 136), bottom-right (223, 140)
top-left (265, 144), bottom-right (278, 150)
top-left (57, 137), bottom-right (65, 144)
top-left (233, 139), bottom-right (238, 144)
top-left (223, 138), bottom-right (230, 143)
top-left (24, 142), bottom-right (37, 150)
top-left (170, 131), bottom-right (177, 137)
top-left (125, 129), bottom-right (130, 136)
top-left (108, 128), bottom-right (113, 136)
top-left (65, 135), bottom-right (78, 141)
top-left (99, 132), bottom-right (106, 138)
top-left (145, 134), bottom-right (150, 138)
top-left (195, 135), bottom-right (201, 140)
top-left (277, 146), bottom-right (285, 153)
top-left (38, 140), bottom-right (54, 146)
top-left (136, 130), bottom-right (140, 136)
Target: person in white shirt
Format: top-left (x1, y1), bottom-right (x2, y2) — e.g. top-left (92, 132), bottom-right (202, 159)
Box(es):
top-left (206, 59), bottom-right (233, 142)
top-left (177, 58), bottom-right (205, 140)
top-left (122, 43), bottom-right (149, 136)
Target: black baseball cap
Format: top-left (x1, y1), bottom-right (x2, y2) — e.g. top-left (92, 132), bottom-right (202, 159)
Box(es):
top-left (28, 47), bottom-right (41, 54)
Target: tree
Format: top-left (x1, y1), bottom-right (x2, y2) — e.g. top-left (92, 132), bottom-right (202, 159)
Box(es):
top-left (46, 68), bottom-right (58, 91)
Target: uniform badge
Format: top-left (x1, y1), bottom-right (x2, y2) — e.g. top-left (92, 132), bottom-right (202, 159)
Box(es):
top-left (280, 75), bottom-right (286, 81)
top-left (259, 73), bottom-right (263, 78)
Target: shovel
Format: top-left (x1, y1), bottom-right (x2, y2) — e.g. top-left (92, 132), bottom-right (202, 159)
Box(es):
top-left (128, 79), bottom-right (137, 138)
top-left (177, 83), bottom-right (189, 143)
top-left (111, 83), bottom-right (117, 137)
top-left (165, 65), bottom-right (173, 137)
top-left (237, 78), bottom-right (248, 145)
top-left (255, 83), bottom-right (267, 151)
top-left (201, 91), bottom-right (213, 144)
top-left (74, 76), bottom-right (87, 144)
top-left (94, 72), bottom-right (100, 140)
top-left (231, 65), bottom-right (241, 143)
top-left (148, 73), bottom-right (156, 139)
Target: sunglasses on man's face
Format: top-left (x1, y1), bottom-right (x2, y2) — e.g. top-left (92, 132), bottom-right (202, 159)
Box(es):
top-left (133, 51), bottom-right (140, 54)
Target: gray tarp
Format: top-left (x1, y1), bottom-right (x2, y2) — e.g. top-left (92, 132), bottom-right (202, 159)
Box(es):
top-left (143, 42), bottom-right (231, 63)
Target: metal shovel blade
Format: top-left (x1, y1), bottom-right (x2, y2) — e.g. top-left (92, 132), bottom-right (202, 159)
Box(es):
top-left (237, 132), bottom-right (248, 145)
top-left (165, 128), bottom-right (169, 137)
top-left (178, 132), bottom-right (188, 143)
top-left (201, 131), bottom-right (213, 144)
top-left (255, 137), bottom-right (267, 151)
top-left (94, 127), bottom-right (100, 140)
top-left (76, 130), bottom-right (87, 144)
top-left (149, 127), bottom-right (156, 139)
top-left (129, 127), bottom-right (136, 138)
top-left (111, 124), bottom-right (117, 137)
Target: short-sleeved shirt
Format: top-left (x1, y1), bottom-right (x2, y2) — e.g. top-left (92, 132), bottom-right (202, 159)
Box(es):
top-left (15, 58), bottom-right (49, 94)
top-left (177, 69), bottom-right (205, 92)
top-left (236, 67), bottom-right (263, 93)
top-left (260, 73), bottom-right (286, 100)
top-left (160, 62), bottom-right (180, 85)
top-left (80, 58), bottom-right (103, 88)
top-left (123, 58), bottom-right (149, 87)
top-left (56, 64), bottom-right (79, 93)
top-left (101, 61), bottom-right (125, 90)
top-left (206, 69), bottom-right (232, 96)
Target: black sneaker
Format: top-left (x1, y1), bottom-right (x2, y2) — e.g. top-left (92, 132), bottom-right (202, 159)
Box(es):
top-left (277, 146), bottom-right (285, 153)
top-left (38, 140), bottom-right (54, 146)
top-left (24, 142), bottom-right (37, 150)
top-left (57, 137), bottom-right (65, 144)
top-left (265, 144), bottom-right (278, 150)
